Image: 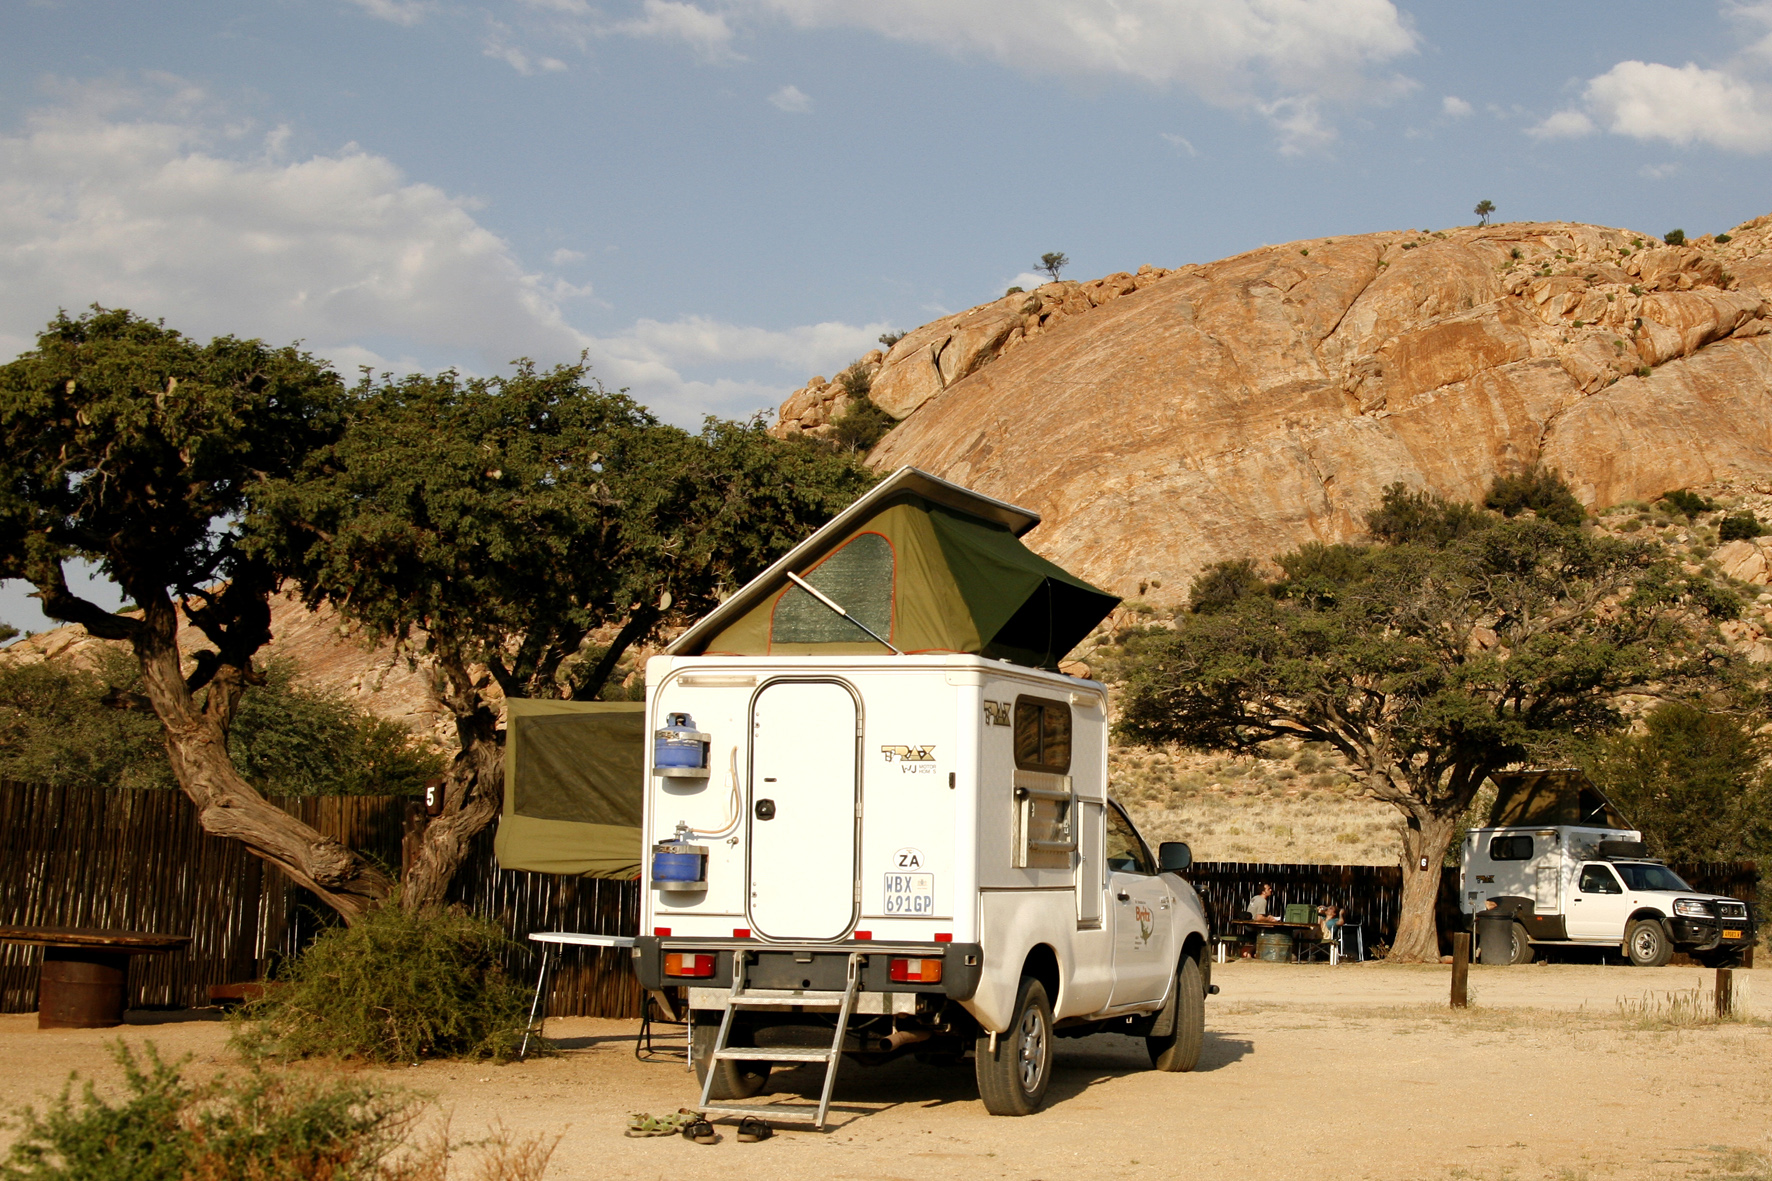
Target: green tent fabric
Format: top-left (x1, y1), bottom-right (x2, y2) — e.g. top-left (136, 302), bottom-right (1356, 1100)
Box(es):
top-left (674, 469), bottom-right (1118, 668)
top-left (494, 699), bottom-right (644, 879)
top-left (1487, 768), bottom-right (1632, 829)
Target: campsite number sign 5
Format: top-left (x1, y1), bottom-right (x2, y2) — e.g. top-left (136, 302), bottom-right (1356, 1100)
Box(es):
top-left (885, 847), bottom-right (935, 915)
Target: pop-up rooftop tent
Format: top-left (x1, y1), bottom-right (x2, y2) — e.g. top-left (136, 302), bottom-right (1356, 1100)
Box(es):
top-left (494, 467), bottom-right (1119, 877)
top-left (493, 699), bottom-right (645, 878)
top-left (1486, 768), bottom-right (1632, 830)
top-left (668, 466), bottom-right (1121, 667)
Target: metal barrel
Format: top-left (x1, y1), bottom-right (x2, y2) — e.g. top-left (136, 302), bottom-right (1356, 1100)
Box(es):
top-left (38, 948), bottom-right (129, 1028)
top-left (1255, 931), bottom-right (1294, 963)
top-left (1476, 912), bottom-right (1514, 966)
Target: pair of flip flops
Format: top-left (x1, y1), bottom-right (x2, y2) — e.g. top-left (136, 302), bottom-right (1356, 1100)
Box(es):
top-left (681, 1116), bottom-right (772, 1144)
top-left (625, 1109), bottom-right (699, 1137)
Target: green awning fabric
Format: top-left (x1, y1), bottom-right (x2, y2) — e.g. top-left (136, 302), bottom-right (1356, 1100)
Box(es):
top-left (684, 492), bottom-right (1118, 668)
top-left (494, 699), bottom-right (644, 879)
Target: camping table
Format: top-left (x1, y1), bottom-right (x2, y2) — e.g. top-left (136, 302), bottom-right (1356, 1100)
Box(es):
top-left (1228, 920), bottom-right (1324, 962)
top-left (0, 926), bottom-right (191, 1029)
top-left (521, 932), bottom-right (639, 1060)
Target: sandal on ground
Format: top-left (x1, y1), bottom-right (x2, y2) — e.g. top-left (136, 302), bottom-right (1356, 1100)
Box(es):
top-left (737, 1117), bottom-right (773, 1142)
top-left (681, 1118), bottom-right (719, 1145)
top-left (626, 1112), bottom-right (695, 1137)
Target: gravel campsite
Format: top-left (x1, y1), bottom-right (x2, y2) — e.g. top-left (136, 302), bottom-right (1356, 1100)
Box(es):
top-left (3, 961), bottom-right (1766, 1181)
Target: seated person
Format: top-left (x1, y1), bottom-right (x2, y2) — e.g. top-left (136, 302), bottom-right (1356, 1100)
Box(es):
top-left (1317, 904), bottom-right (1343, 942)
top-left (1248, 883), bottom-right (1278, 922)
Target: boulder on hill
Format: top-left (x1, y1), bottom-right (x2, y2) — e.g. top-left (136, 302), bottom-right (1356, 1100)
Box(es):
top-left (777, 217), bottom-right (1772, 599)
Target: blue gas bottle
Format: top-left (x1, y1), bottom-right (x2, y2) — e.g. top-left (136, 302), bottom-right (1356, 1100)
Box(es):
top-left (651, 821), bottom-right (707, 889)
top-left (654, 712), bottom-right (707, 769)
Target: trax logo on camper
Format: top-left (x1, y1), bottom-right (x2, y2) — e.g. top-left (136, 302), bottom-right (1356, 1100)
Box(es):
top-left (983, 700), bottom-right (1011, 726)
top-left (881, 744), bottom-right (939, 774)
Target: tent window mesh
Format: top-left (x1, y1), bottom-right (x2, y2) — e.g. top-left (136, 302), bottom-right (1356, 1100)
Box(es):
top-left (772, 532), bottom-right (894, 645)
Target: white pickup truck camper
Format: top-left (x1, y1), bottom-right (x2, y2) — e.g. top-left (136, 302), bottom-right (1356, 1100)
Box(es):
top-left (1459, 769), bottom-right (1756, 966)
top-left (623, 468), bottom-right (1215, 1125)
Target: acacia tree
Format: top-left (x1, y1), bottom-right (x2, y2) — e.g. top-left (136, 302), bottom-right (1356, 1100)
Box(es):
top-left (0, 308), bottom-right (394, 915)
top-left (1117, 486), bottom-right (1732, 960)
top-left (1474, 199), bottom-right (1496, 226)
top-left (251, 363), bottom-right (875, 911)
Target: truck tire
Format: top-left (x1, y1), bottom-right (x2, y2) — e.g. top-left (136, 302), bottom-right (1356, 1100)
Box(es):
top-left (691, 1022), bottom-right (771, 1100)
top-left (1509, 922), bottom-right (1535, 965)
top-left (1625, 918), bottom-right (1674, 967)
top-left (1147, 955), bottom-right (1205, 1072)
top-left (975, 977), bottom-right (1054, 1116)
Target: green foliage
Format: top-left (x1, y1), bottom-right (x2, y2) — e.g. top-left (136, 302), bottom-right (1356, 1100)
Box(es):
top-left (1187, 558), bottom-right (1267, 614)
top-left (1365, 483), bottom-right (1490, 546)
top-left (1005, 286), bottom-right (1024, 295)
top-left (1038, 252), bottom-right (1068, 282)
top-left (1719, 511), bottom-right (1765, 542)
top-left (878, 330), bottom-right (906, 349)
top-left (228, 661), bottom-right (445, 796)
top-left (1659, 488), bottom-right (1715, 521)
top-left (1274, 542), bottom-right (1371, 607)
top-left (838, 363), bottom-right (872, 399)
top-left (0, 624), bottom-right (16, 644)
top-left (0, 1041), bottom-right (412, 1181)
top-left (1484, 466), bottom-right (1585, 525)
top-left (1474, 199), bottom-right (1495, 226)
top-left (0, 654), bottom-right (441, 795)
top-left (236, 900), bottom-right (536, 1063)
top-left (252, 363), bottom-right (875, 704)
top-left (1579, 704), bottom-right (1772, 863)
top-left (1716, 233), bottom-right (1733, 244)
top-left (829, 393), bottom-right (895, 454)
top-left (1664, 229), bottom-right (1686, 247)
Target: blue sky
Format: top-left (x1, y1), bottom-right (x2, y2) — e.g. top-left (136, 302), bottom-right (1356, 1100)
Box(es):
top-left (4, 0), bottom-right (1772, 632)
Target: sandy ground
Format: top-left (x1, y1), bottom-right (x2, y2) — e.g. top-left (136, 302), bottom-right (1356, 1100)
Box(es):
top-left (2, 962), bottom-right (1769, 1181)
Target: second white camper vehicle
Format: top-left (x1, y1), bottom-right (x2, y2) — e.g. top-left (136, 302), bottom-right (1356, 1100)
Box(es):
top-left (630, 469), bottom-right (1215, 1126)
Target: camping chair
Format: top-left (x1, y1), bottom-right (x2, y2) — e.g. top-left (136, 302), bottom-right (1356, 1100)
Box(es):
top-left (636, 986), bottom-right (691, 1065)
top-left (1336, 921), bottom-right (1365, 962)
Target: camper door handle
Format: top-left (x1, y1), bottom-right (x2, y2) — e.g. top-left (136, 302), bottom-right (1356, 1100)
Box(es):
top-left (754, 799), bottom-right (776, 821)
top-left (1116, 891), bottom-right (1131, 902)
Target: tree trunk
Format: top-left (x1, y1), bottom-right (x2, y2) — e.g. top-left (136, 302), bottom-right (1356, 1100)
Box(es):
top-left (131, 596), bottom-right (394, 922)
top-left (399, 649), bottom-right (506, 912)
top-left (1390, 810), bottom-right (1458, 962)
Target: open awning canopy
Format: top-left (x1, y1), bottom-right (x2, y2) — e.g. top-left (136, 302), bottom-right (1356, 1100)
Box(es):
top-left (493, 699), bottom-right (644, 878)
top-left (668, 467), bottom-right (1119, 668)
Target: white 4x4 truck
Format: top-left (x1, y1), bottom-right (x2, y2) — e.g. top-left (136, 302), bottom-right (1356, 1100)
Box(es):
top-left (633, 654), bottom-right (1215, 1123)
top-left (1460, 825), bottom-right (1756, 966)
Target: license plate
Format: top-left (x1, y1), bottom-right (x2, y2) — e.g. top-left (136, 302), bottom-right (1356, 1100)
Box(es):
top-left (884, 873), bottom-right (934, 916)
top-left (1723, 929), bottom-right (1742, 939)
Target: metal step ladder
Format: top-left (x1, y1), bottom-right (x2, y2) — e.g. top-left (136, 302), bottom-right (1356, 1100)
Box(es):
top-left (697, 950), bottom-right (861, 1130)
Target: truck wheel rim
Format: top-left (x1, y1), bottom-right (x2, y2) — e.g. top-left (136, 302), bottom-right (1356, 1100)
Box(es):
top-left (1017, 1007), bottom-right (1047, 1092)
top-left (1632, 929), bottom-right (1657, 960)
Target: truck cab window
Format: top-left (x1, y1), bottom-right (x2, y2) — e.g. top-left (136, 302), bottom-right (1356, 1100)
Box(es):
top-left (1615, 863), bottom-right (1689, 892)
top-left (1014, 697), bottom-right (1071, 773)
top-left (1489, 835), bottom-right (1533, 861)
top-left (1578, 864), bottom-right (1622, 894)
top-left (1104, 802), bottom-right (1154, 875)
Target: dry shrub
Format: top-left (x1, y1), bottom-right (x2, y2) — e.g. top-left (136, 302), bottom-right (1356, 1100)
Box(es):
top-left (235, 900), bottom-right (539, 1064)
top-left (0, 1042), bottom-right (556, 1181)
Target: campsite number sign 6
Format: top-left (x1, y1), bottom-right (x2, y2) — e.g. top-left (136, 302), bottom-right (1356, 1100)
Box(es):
top-left (885, 847), bottom-right (935, 915)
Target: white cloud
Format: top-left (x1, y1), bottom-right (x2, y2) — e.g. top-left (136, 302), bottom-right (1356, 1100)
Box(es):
top-left (0, 78), bottom-right (877, 424)
top-left (1533, 58), bottom-right (1772, 152)
top-left (768, 84), bottom-right (812, 112)
top-left (1441, 94), bottom-right (1471, 117)
top-left (346, 0), bottom-right (435, 26)
top-left (740, 0), bottom-right (1417, 148)
top-left (1006, 272), bottom-right (1048, 292)
top-left (1639, 161), bottom-right (1683, 179)
top-left (1160, 132), bottom-right (1198, 156)
top-left (550, 247), bottom-right (587, 265)
top-left (614, 0), bottom-right (739, 61)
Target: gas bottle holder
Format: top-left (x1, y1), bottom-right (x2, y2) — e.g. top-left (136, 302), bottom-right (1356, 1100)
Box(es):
top-left (650, 835), bottom-right (709, 892)
top-left (652, 711), bottom-right (712, 777)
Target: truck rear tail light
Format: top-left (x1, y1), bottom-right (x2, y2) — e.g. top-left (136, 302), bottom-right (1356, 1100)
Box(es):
top-left (732, 928), bottom-right (751, 938)
top-left (663, 953), bottom-right (716, 978)
top-left (934, 932), bottom-right (953, 943)
top-left (853, 931), bottom-right (872, 940)
top-left (889, 957), bottom-right (943, 983)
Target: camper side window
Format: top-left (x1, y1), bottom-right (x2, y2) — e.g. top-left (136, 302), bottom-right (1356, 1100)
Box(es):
top-left (1489, 835), bottom-right (1534, 861)
top-left (1014, 697), bottom-right (1071, 773)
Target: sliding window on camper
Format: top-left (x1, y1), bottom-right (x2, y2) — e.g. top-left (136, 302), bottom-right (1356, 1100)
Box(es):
top-left (1014, 696), bottom-right (1074, 869)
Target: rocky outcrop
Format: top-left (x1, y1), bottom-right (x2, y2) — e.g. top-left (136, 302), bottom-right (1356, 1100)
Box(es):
top-left (774, 216), bottom-right (1772, 598)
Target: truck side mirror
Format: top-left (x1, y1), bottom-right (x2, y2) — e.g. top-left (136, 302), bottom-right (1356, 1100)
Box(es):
top-left (1158, 842), bottom-right (1192, 872)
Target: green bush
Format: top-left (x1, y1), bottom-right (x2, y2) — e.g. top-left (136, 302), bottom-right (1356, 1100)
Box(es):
top-left (1187, 558), bottom-right (1267, 614)
top-left (829, 393), bottom-right (894, 454)
top-left (236, 901), bottom-right (537, 1064)
top-left (1719, 510), bottom-right (1765, 542)
top-left (0, 1041), bottom-right (411, 1181)
top-left (1365, 483), bottom-right (1490, 546)
top-left (1664, 229), bottom-right (1686, 247)
top-left (1484, 466), bottom-right (1585, 525)
top-left (877, 330), bottom-right (906, 349)
top-left (1658, 488), bottom-right (1715, 521)
top-left (1716, 233), bottom-right (1733, 244)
